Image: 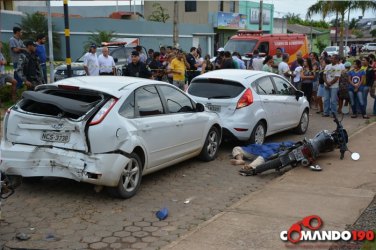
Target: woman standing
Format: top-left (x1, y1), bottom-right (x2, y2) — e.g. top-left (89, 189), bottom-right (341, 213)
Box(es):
top-left (262, 55), bottom-right (273, 72)
top-left (347, 59), bottom-right (369, 119)
top-left (201, 54), bottom-right (214, 74)
top-left (310, 52), bottom-right (320, 109)
top-left (338, 62), bottom-right (351, 114)
top-left (300, 58), bottom-right (314, 106)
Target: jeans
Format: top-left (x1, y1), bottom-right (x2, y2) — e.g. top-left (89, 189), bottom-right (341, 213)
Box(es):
top-left (13, 62), bottom-right (23, 89)
top-left (323, 87), bottom-right (338, 116)
top-left (348, 89), bottom-right (365, 115)
top-left (41, 64), bottom-right (47, 83)
top-left (373, 97), bottom-right (376, 115)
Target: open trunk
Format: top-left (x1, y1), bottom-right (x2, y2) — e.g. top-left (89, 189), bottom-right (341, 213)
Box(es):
top-left (5, 88), bottom-right (108, 152)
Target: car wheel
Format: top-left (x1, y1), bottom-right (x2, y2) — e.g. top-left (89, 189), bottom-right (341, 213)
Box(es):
top-left (107, 153), bottom-right (142, 199)
top-left (295, 110), bottom-right (309, 134)
top-left (249, 121), bottom-right (266, 145)
top-left (199, 127), bottom-right (220, 161)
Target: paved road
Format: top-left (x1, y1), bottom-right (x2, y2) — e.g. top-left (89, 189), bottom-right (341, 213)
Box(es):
top-left (0, 109), bottom-right (373, 250)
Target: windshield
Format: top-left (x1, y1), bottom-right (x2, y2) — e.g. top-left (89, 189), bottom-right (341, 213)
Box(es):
top-left (188, 79), bottom-right (245, 98)
top-left (325, 47), bottom-right (337, 52)
top-left (223, 40), bottom-right (257, 56)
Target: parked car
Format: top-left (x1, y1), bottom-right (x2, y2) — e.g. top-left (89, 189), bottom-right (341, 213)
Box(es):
top-left (0, 77), bottom-right (222, 198)
top-left (321, 46), bottom-right (350, 57)
top-left (363, 43), bottom-right (376, 52)
top-left (54, 42), bottom-right (146, 81)
top-left (187, 70), bottom-right (310, 144)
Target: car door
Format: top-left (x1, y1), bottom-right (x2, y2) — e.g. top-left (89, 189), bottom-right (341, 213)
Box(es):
top-left (255, 76), bottom-right (283, 132)
top-left (157, 85), bottom-right (207, 154)
top-left (271, 76), bottom-right (300, 128)
top-left (131, 85), bottom-right (181, 168)
top-left (111, 48), bottom-right (127, 75)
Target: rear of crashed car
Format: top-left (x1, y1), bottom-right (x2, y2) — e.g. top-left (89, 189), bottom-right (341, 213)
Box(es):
top-left (0, 77), bottom-right (222, 198)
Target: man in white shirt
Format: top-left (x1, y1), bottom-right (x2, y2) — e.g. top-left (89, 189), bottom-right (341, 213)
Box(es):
top-left (292, 58), bottom-right (303, 89)
top-left (84, 44), bottom-right (99, 76)
top-left (250, 50), bottom-right (263, 71)
top-left (278, 53), bottom-right (292, 81)
top-left (323, 54), bottom-right (341, 117)
top-left (98, 46), bottom-right (115, 75)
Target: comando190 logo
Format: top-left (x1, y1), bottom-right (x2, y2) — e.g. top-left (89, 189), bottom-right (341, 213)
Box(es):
top-left (280, 215), bottom-right (375, 243)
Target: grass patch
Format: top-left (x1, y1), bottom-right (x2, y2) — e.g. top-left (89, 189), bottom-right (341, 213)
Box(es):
top-left (361, 231), bottom-right (376, 250)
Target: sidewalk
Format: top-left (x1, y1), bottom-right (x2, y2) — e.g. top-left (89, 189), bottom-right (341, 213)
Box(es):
top-left (163, 122), bottom-right (376, 250)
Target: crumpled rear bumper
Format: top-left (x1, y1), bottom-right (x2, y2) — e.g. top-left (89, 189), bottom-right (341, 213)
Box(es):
top-left (0, 142), bottom-right (130, 187)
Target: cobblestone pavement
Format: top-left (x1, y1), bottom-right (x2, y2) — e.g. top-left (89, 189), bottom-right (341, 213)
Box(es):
top-left (0, 111), bottom-right (372, 250)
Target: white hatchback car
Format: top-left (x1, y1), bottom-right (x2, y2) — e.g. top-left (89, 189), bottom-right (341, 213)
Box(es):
top-left (0, 76), bottom-right (222, 198)
top-left (187, 70), bottom-right (310, 144)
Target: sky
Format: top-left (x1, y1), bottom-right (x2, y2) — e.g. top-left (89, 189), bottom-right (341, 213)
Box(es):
top-left (50, 0), bottom-right (376, 21)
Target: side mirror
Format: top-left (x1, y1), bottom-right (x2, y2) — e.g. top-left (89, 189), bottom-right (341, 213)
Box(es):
top-left (295, 90), bottom-right (304, 101)
top-left (114, 58), bottom-right (118, 63)
top-left (196, 103), bottom-right (205, 112)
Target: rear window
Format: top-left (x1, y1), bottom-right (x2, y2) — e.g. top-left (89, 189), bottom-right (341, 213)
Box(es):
top-left (19, 89), bottom-right (104, 119)
top-left (188, 79), bottom-right (245, 99)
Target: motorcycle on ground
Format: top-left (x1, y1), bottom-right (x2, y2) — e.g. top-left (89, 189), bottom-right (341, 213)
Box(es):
top-left (239, 113), bottom-right (360, 176)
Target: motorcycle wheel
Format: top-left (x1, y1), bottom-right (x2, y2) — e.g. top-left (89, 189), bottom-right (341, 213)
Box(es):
top-left (240, 158), bottom-right (282, 176)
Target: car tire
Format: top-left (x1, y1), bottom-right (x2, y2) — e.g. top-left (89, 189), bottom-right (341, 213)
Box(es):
top-left (107, 153), bottom-right (142, 199)
top-left (249, 121), bottom-right (266, 145)
top-left (294, 110), bottom-right (309, 134)
top-left (199, 127), bottom-right (220, 161)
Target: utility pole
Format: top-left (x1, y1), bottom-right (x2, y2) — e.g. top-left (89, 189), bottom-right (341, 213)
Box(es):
top-left (173, 1), bottom-right (179, 48)
top-left (47, 0), bottom-right (54, 82)
top-left (259, 0), bottom-right (263, 31)
top-left (63, 0), bottom-right (72, 77)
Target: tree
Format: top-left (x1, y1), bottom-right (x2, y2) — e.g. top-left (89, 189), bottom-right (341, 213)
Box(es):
top-left (349, 18), bottom-right (358, 29)
top-left (307, 1), bottom-right (376, 57)
top-left (84, 30), bottom-right (115, 50)
top-left (148, 3), bottom-right (170, 23)
top-left (371, 29), bottom-right (376, 37)
top-left (18, 12), bottom-right (60, 56)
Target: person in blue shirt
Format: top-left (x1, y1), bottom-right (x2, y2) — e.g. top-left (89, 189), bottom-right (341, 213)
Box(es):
top-left (35, 34), bottom-right (47, 83)
top-left (347, 59), bottom-right (369, 119)
top-left (230, 141), bottom-right (295, 170)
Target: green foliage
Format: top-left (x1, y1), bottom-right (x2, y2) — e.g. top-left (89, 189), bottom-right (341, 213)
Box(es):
top-left (148, 3), bottom-right (170, 23)
top-left (352, 29), bottom-right (363, 38)
top-left (18, 12), bottom-right (61, 56)
top-left (0, 85), bottom-right (26, 104)
top-left (284, 12), bottom-right (329, 29)
top-left (0, 41), bottom-right (11, 66)
top-left (371, 29), bottom-right (376, 38)
top-left (349, 18), bottom-right (358, 29)
top-left (84, 30), bottom-right (116, 51)
top-left (315, 39), bottom-right (327, 54)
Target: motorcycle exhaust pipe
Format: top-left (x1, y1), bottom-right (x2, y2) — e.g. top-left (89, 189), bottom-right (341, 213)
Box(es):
top-left (301, 159), bottom-right (310, 167)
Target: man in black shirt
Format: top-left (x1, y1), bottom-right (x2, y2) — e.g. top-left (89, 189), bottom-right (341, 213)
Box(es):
top-left (148, 52), bottom-right (163, 81)
top-left (123, 51), bottom-right (152, 79)
top-left (186, 47), bottom-right (199, 84)
top-left (221, 51), bottom-right (236, 69)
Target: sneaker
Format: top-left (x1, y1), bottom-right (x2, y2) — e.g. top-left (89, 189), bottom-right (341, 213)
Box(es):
top-left (363, 115), bottom-right (370, 119)
top-left (322, 114), bottom-right (330, 117)
top-left (351, 114), bottom-right (358, 118)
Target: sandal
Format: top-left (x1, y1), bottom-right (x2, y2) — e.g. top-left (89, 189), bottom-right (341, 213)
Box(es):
top-left (363, 115), bottom-right (370, 119)
top-left (351, 115), bottom-right (358, 118)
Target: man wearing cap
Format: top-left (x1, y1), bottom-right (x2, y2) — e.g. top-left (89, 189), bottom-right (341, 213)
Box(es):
top-left (123, 51), bottom-right (152, 79)
top-left (16, 40), bottom-right (44, 90)
top-left (84, 44), bottom-right (99, 76)
top-left (9, 26), bottom-right (26, 88)
top-left (98, 46), bottom-right (116, 75)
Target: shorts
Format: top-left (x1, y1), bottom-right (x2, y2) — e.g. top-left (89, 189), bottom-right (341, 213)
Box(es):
top-left (173, 80), bottom-right (185, 91)
top-left (317, 84), bottom-right (325, 97)
top-left (312, 80), bottom-right (319, 92)
top-left (0, 73), bottom-right (14, 87)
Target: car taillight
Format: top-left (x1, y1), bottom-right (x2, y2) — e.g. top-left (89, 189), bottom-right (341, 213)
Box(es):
top-left (89, 98), bottom-right (118, 126)
top-left (236, 89), bottom-right (253, 109)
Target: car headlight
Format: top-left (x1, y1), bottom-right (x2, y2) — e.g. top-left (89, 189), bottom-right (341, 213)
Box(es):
top-left (73, 70), bottom-right (86, 76)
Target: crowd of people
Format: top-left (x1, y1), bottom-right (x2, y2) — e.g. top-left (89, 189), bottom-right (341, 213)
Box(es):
top-left (1, 26), bottom-right (375, 117)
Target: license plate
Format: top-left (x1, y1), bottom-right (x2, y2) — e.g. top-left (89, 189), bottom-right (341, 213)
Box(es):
top-left (41, 132), bottom-right (70, 143)
top-left (292, 148), bottom-right (305, 161)
top-left (206, 105), bottom-right (221, 112)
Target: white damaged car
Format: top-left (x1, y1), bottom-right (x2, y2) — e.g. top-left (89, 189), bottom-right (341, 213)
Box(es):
top-left (0, 76), bottom-right (222, 198)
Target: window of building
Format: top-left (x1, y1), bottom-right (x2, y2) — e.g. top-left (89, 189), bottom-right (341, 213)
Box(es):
top-left (185, 1), bottom-right (197, 12)
top-left (230, 1), bottom-right (236, 13)
top-left (219, 1), bottom-right (224, 12)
